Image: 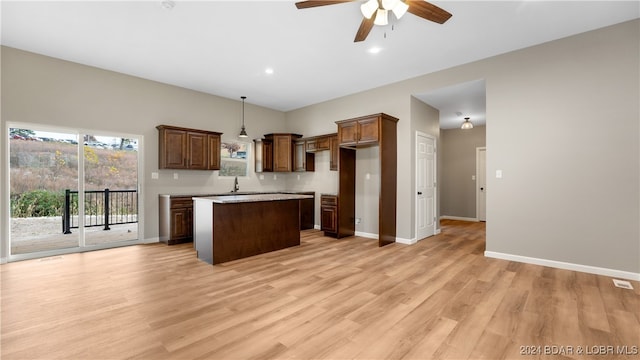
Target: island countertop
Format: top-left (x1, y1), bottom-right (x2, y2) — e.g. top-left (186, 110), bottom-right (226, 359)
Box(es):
top-left (193, 193), bottom-right (313, 204)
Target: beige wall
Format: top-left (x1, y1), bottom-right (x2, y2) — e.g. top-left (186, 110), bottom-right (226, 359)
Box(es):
top-left (1, 46), bottom-right (288, 258)
top-left (2, 19), bottom-right (638, 276)
top-left (441, 126), bottom-right (486, 219)
top-left (287, 19), bottom-right (639, 275)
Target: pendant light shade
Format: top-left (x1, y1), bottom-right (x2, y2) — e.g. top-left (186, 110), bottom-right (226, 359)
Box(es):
top-left (239, 96), bottom-right (248, 138)
top-left (461, 117), bottom-right (474, 130)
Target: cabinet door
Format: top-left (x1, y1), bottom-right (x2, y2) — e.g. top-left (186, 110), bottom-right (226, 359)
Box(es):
top-left (273, 135), bottom-right (293, 172)
top-left (207, 134), bottom-right (221, 170)
top-left (187, 132), bottom-right (208, 170)
top-left (329, 135), bottom-right (339, 171)
top-left (357, 117), bottom-right (379, 144)
top-left (263, 140), bottom-right (274, 172)
top-left (170, 207), bottom-right (190, 239)
top-left (160, 128), bottom-right (187, 169)
top-left (294, 140), bottom-right (306, 172)
top-left (337, 121), bottom-right (358, 146)
top-left (321, 206), bottom-right (337, 233)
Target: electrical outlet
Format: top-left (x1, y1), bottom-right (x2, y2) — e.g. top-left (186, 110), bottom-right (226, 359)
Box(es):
top-left (273, 174), bottom-right (277, 180)
top-left (613, 279), bottom-right (634, 290)
top-left (355, 218), bottom-right (361, 224)
top-left (259, 174), bottom-right (264, 180)
top-left (151, 172), bottom-right (159, 179)
top-left (173, 173), bottom-right (179, 180)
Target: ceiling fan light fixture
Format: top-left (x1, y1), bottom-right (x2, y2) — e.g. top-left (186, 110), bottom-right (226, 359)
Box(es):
top-left (360, 0), bottom-right (378, 19)
top-left (391, 1), bottom-right (409, 19)
top-left (461, 117), bottom-right (474, 130)
top-left (382, 0), bottom-right (400, 10)
top-left (374, 8), bottom-right (389, 26)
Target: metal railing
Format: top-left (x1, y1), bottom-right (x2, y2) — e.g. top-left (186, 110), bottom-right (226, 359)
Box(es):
top-left (62, 189), bottom-right (138, 234)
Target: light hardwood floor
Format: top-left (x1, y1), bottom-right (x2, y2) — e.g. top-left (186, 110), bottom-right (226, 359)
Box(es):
top-left (1, 220), bottom-right (638, 359)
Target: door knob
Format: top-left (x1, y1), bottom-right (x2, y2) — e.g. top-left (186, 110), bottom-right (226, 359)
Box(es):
top-left (417, 192), bottom-right (422, 195)
top-left (480, 187), bottom-right (484, 191)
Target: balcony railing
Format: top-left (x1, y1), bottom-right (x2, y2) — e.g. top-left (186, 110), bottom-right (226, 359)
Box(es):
top-left (62, 189), bottom-right (138, 234)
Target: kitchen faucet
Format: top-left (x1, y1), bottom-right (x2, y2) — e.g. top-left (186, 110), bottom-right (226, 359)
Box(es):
top-left (233, 176), bottom-right (239, 193)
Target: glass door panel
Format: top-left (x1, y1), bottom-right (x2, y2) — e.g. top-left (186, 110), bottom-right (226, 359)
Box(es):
top-left (9, 128), bottom-right (80, 255)
top-left (83, 134), bottom-right (139, 246)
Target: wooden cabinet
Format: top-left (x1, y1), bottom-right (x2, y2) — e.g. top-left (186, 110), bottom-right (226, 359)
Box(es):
top-left (158, 127), bottom-right (187, 169)
top-left (157, 125), bottom-right (222, 170)
top-left (187, 132), bottom-right (208, 170)
top-left (294, 140), bottom-right (315, 172)
top-left (329, 135), bottom-right (339, 171)
top-left (306, 136), bottom-right (330, 152)
top-left (321, 194), bottom-right (338, 236)
top-left (299, 191), bottom-right (315, 230)
top-left (207, 134), bottom-right (221, 170)
top-left (335, 113), bottom-right (399, 246)
top-left (336, 114), bottom-right (387, 147)
top-left (159, 195), bottom-right (193, 245)
top-left (254, 138), bottom-right (273, 172)
top-left (261, 133), bottom-right (302, 172)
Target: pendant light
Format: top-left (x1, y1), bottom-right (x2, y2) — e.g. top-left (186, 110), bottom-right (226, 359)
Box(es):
top-left (461, 117), bottom-right (474, 130)
top-left (238, 96), bottom-right (248, 138)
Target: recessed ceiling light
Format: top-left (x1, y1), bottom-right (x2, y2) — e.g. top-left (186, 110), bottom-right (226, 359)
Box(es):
top-left (368, 47), bottom-right (382, 54)
top-left (265, 68), bottom-right (274, 75)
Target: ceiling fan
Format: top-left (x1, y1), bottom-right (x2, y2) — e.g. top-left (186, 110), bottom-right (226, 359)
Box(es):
top-left (295, 0), bottom-right (452, 42)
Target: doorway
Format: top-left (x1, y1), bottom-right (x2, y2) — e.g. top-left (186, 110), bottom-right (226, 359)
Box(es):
top-left (476, 147), bottom-right (487, 221)
top-left (416, 132), bottom-right (436, 240)
top-left (7, 124), bottom-right (142, 260)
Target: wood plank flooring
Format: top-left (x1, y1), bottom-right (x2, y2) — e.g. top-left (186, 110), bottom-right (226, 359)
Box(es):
top-left (1, 220), bottom-right (638, 359)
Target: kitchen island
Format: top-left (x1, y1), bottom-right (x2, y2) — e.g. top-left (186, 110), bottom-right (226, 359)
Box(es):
top-left (193, 193), bottom-right (313, 264)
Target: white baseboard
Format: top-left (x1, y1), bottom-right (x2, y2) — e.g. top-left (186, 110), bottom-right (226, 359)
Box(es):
top-left (485, 251), bottom-right (640, 281)
top-left (440, 215), bottom-right (479, 222)
top-left (396, 237), bottom-right (416, 245)
top-left (314, 225), bottom-right (321, 230)
top-left (144, 237), bottom-right (160, 244)
top-left (355, 231), bottom-right (378, 240)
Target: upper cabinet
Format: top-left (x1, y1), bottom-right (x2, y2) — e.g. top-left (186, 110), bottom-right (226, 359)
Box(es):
top-left (329, 135), bottom-right (339, 171)
top-left (305, 136), bottom-right (330, 152)
top-left (254, 138), bottom-right (273, 173)
top-left (336, 113), bottom-right (397, 147)
top-left (257, 133), bottom-right (302, 172)
top-left (294, 139), bottom-right (315, 172)
top-left (157, 125), bottom-right (222, 170)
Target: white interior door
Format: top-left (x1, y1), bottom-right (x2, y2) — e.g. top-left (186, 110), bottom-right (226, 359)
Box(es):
top-left (476, 147), bottom-right (487, 221)
top-left (416, 132), bottom-right (436, 240)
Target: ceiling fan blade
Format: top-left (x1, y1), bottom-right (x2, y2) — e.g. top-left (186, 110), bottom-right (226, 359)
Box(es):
top-left (354, 14), bottom-right (375, 42)
top-left (406, 0), bottom-right (452, 24)
top-left (295, 1), bottom-right (356, 9)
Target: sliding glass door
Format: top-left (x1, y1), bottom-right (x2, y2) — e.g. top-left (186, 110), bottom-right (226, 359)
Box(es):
top-left (8, 124), bottom-right (141, 259)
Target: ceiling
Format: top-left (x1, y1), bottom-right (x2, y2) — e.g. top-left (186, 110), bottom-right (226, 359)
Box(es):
top-left (2, 1), bottom-right (638, 129)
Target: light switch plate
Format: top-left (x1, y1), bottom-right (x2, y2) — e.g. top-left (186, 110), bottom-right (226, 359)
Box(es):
top-left (151, 172), bottom-right (159, 179)
top-left (496, 170), bottom-right (503, 178)
top-left (173, 173), bottom-right (179, 180)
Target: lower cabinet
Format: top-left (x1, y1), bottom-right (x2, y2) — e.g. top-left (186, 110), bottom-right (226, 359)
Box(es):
top-left (299, 192), bottom-right (315, 230)
top-left (160, 193), bottom-right (315, 245)
top-left (159, 195), bottom-right (193, 245)
top-left (321, 194), bottom-right (338, 237)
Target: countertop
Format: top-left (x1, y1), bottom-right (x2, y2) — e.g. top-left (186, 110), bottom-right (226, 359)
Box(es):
top-left (193, 193), bottom-right (314, 204)
top-left (160, 191), bottom-right (314, 198)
